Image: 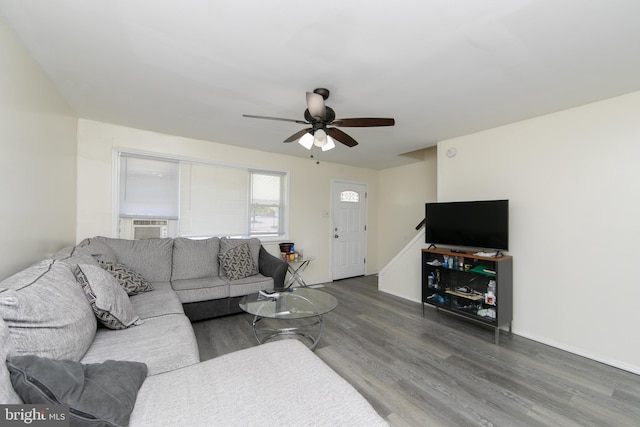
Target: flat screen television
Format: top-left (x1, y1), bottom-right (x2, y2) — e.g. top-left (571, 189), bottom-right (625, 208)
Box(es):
top-left (425, 199), bottom-right (509, 251)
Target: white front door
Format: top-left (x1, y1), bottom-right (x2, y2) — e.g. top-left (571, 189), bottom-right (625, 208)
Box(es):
top-left (331, 181), bottom-right (367, 280)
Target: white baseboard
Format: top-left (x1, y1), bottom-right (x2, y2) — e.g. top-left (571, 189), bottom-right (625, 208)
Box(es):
top-left (378, 288), bottom-right (421, 304)
top-left (508, 330), bottom-right (640, 376)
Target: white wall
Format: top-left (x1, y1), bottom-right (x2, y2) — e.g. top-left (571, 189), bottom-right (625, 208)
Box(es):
top-left (438, 91), bottom-right (640, 374)
top-left (76, 119), bottom-right (380, 286)
top-left (377, 147), bottom-right (437, 267)
top-left (0, 19), bottom-right (77, 280)
top-left (376, 147), bottom-right (437, 302)
top-left (378, 229), bottom-right (426, 303)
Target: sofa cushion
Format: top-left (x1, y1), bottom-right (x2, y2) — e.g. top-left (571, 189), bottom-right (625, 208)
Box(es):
top-left (0, 317), bottom-right (22, 404)
top-left (81, 314), bottom-right (200, 376)
top-left (224, 274), bottom-right (274, 298)
top-left (218, 243), bottom-right (258, 280)
top-left (77, 237), bottom-right (118, 263)
top-left (129, 340), bottom-right (388, 427)
top-left (220, 238), bottom-right (260, 274)
top-left (76, 264), bottom-right (143, 330)
top-left (93, 237), bottom-right (174, 283)
top-left (99, 261), bottom-right (154, 295)
top-left (0, 259), bottom-right (96, 361)
top-left (172, 237), bottom-right (220, 280)
top-left (129, 283), bottom-right (185, 320)
top-left (8, 355), bottom-right (147, 427)
top-left (171, 277), bottom-right (229, 304)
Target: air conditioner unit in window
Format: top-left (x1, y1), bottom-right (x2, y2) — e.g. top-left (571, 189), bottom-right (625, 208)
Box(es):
top-left (119, 218), bottom-right (177, 239)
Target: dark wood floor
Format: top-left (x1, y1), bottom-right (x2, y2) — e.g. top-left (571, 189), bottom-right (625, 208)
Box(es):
top-left (192, 275), bottom-right (640, 427)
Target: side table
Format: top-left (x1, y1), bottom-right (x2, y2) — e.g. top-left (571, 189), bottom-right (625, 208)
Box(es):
top-left (284, 257), bottom-right (314, 288)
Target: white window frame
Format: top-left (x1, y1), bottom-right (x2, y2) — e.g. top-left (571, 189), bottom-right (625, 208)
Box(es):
top-left (248, 169), bottom-right (287, 238)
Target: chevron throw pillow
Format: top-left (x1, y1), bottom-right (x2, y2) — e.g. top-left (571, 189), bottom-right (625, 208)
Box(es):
top-left (98, 261), bottom-right (153, 295)
top-left (218, 243), bottom-right (257, 281)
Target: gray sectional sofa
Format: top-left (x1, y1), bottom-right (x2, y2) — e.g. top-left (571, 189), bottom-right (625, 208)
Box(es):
top-left (79, 236), bottom-right (289, 321)
top-left (0, 237), bottom-right (387, 426)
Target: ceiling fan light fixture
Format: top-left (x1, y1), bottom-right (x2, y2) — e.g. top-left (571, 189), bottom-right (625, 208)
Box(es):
top-left (298, 132), bottom-right (314, 150)
top-left (313, 129), bottom-right (327, 147)
top-left (322, 135), bottom-right (336, 151)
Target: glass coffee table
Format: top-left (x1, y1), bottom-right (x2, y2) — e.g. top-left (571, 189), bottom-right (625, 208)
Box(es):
top-left (239, 288), bottom-right (338, 351)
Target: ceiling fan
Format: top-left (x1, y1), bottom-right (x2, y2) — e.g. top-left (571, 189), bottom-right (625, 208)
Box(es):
top-left (243, 88), bottom-right (395, 151)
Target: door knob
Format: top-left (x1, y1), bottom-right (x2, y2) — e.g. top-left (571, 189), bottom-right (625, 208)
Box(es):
top-left (334, 234), bottom-right (339, 238)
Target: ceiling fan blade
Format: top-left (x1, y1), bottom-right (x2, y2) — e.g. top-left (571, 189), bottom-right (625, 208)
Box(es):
top-left (306, 92), bottom-right (326, 120)
top-left (332, 117), bottom-right (395, 127)
top-left (243, 114), bottom-right (308, 125)
top-left (283, 128), bottom-right (312, 143)
top-left (326, 127), bottom-right (358, 147)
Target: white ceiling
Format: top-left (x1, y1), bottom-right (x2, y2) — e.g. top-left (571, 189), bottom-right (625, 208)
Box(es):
top-left (2, 0), bottom-right (640, 169)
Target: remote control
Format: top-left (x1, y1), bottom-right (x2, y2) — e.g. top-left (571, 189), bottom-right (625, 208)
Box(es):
top-left (259, 290), bottom-right (280, 299)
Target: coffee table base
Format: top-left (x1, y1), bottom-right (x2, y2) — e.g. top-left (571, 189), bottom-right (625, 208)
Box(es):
top-left (251, 314), bottom-right (325, 351)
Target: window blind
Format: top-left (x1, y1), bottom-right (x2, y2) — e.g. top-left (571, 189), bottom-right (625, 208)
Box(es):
top-left (119, 154), bottom-right (180, 219)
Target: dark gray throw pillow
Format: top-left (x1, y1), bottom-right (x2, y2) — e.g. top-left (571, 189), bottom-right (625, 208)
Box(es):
top-left (98, 261), bottom-right (153, 295)
top-left (7, 355), bottom-right (147, 427)
top-left (218, 243), bottom-right (258, 281)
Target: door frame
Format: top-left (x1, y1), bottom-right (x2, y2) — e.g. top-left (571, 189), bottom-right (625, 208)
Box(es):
top-left (330, 179), bottom-right (368, 281)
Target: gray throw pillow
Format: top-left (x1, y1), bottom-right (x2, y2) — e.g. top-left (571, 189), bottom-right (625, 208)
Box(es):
top-left (0, 259), bottom-right (96, 361)
top-left (7, 355), bottom-right (147, 427)
top-left (98, 261), bottom-right (153, 295)
top-left (218, 243), bottom-right (258, 281)
top-left (75, 264), bottom-right (144, 330)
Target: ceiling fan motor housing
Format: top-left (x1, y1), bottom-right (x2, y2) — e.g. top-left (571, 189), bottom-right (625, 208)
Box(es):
top-left (313, 88), bottom-right (330, 100)
top-left (304, 106), bottom-right (336, 125)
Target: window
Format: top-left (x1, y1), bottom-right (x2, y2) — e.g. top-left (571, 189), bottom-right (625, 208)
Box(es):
top-left (119, 154), bottom-right (179, 218)
top-left (249, 170), bottom-right (286, 236)
top-left (340, 190), bottom-right (360, 203)
top-left (116, 151), bottom-right (288, 239)
top-left (180, 162), bottom-right (249, 237)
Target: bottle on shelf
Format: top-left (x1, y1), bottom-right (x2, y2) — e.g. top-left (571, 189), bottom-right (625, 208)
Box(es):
top-left (485, 280), bottom-right (496, 305)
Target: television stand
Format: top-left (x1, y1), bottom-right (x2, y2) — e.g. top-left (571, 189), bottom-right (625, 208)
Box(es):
top-left (426, 244), bottom-right (467, 254)
top-left (421, 247), bottom-right (513, 344)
